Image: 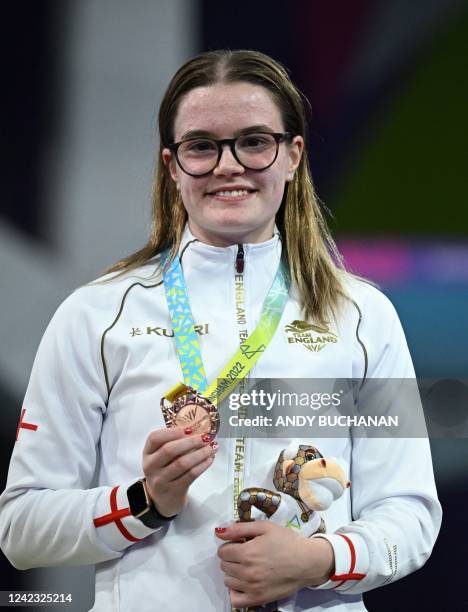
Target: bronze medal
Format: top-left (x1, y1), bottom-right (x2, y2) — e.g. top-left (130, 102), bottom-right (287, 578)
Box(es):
top-left (161, 384), bottom-right (219, 440)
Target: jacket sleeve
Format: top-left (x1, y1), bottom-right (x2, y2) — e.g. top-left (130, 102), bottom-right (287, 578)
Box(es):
top-left (0, 289), bottom-right (160, 570)
top-left (310, 286), bottom-right (442, 594)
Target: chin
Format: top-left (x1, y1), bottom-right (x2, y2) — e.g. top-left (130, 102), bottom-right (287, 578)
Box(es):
top-left (207, 217), bottom-right (255, 236)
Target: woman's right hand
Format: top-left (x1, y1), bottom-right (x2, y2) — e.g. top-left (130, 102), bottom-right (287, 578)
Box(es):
top-left (142, 427), bottom-right (217, 518)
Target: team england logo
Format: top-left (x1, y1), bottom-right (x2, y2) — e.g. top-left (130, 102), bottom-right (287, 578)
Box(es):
top-left (284, 320), bottom-right (338, 353)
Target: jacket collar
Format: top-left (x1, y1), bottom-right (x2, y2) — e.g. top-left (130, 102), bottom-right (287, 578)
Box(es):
top-left (177, 225), bottom-right (283, 296)
top-left (178, 223), bottom-right (282, 259)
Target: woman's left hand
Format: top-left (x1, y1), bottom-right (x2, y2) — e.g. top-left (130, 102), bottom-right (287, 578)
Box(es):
top-left (216, 521), bottom-right (335, 608)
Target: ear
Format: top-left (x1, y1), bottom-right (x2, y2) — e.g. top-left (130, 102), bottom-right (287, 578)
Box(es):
top-left (286, 135), bottom-right (304, 182)
top-left (162, 148), bottom-right (179, 185)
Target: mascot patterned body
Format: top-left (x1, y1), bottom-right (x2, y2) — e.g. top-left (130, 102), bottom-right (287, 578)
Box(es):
top-left (237, 442), bottom-right (350, 536)
top-left (233, 443), bottom-right (350, 611)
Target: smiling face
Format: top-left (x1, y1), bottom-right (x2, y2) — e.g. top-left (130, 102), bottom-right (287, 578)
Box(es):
top-left (162, 81), bottom-right (303, 246)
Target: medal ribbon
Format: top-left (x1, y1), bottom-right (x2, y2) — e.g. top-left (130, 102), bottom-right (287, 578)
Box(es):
top-left (161, 248), bottom-right (289, 403)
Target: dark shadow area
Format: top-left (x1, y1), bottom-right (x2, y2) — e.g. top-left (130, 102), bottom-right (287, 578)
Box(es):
top-left (1, 3), bottom-right (65, 242)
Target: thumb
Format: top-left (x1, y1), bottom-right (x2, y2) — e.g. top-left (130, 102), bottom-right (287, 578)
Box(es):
top-left (214, 520), bottom-right (270, 540)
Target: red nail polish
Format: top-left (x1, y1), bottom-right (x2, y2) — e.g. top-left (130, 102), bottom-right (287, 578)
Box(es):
top-left (210, 441), bottom-right (219, 450)
top-left (215, 527), bottom-right (226, 534)
top-left (183, 427), bottom-right (193, 435)
top-left (201, 433), bottom-right (211, 443)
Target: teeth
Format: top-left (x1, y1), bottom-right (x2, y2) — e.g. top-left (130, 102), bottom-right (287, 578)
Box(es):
top-left (215, 190), bottom-right (250, 197)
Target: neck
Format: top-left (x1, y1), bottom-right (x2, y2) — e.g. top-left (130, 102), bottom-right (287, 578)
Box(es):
top-left (187, 220), bottom-right (276, 247)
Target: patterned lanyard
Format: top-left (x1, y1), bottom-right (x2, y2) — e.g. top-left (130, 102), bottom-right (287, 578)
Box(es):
top-left (161, 247), bottom-right (290, 403)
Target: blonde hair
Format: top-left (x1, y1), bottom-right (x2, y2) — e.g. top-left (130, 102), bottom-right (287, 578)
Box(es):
top-left (104, 49), bottom-right (347, 324)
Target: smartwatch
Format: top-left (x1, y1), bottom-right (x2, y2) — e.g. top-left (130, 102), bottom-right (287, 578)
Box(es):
top-left (127, 479), bottom-right (176, 529)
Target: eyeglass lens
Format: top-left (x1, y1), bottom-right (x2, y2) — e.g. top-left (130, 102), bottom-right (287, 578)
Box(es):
top-left (177, 133), bottom-right (279, 175)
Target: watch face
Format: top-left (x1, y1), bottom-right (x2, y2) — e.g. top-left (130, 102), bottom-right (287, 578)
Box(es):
top-left (128, 480), bottom-right (176, 527)
top-left (161, 387), bottom-right (220, 440)
top-left (128, 480), bottom-right (149, 517)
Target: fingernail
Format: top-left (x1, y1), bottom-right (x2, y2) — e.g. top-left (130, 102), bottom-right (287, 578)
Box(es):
top-left (210, 441), bottom-right (219, 451)
top-left (215, 527), bottom-right (227, 534)
top-left (201, 433), bottom-right (211, 443)
top-left (183, 427), bottom-right (193, 435)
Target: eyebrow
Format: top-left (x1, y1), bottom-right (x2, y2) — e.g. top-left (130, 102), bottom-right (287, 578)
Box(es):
top-left (179, 124), bottom-right (275, 141)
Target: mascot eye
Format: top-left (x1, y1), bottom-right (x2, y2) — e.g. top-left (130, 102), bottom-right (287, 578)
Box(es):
top-left (306, 452), bottom-right (315, 461)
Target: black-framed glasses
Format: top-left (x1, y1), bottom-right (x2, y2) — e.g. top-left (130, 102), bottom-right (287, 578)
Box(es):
top-left (167, 132), bottom-right (293, 176)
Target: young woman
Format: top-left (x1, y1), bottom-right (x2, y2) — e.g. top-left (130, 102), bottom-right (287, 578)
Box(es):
top-left (0, 50), bottom-right (441, 611)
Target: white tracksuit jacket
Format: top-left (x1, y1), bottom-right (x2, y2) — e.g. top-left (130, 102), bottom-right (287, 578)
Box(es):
top-left (0, 226), bottom-right (441, 611)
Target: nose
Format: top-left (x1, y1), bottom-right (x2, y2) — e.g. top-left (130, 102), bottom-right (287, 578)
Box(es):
top-left (213, 143), bottom-right (244, 176)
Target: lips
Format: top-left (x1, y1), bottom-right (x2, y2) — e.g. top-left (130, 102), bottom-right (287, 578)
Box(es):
top-left (207, 189), bottom-right (257, 202)
top-left (207, 186), bottom-right (257, 196)
top-left (213, 189), bottom-right (251, 197)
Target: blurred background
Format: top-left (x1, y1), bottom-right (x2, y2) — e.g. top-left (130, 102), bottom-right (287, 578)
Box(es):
top-left (1, 1), bottom-right (467, 609)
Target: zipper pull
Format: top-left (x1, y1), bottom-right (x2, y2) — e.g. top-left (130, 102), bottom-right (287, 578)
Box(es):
top-left (235, 244), bottom-right (244, 273)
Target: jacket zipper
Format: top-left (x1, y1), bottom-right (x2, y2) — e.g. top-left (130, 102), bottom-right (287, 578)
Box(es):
top-left (228, 243), bottom-right (247, 611)
top-left (235, 244), bottom-right (244, 273)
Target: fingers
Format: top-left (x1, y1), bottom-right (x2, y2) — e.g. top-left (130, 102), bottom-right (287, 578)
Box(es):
top-left (230, 588), bottom-right (262, 609)
top-left (144, 429), bottom-right (211, 470)
top-left (215, 520), bottom-right (271, 541)
top-left (220, 559), bottom-right (249, 580)
top-left (217, 541), bottom-right (245, 564)
top-left (172, 451), bottom-right (216, 488)
top-left (220, 560), bottom-right (254, 606)
top-left (143, 437), bottom-right (217, 517)
top-left (221, 557), bottom-right (269, 609)
top-left (143, 426), bottom-right (187, 455)
top-left (223, 575), bottom-right (245, 592)
top-left (158, 441), bottom-right (216, 482)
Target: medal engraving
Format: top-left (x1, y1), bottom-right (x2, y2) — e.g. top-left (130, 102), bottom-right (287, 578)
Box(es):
top-left (161, 386), bottom-right (219, 440)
